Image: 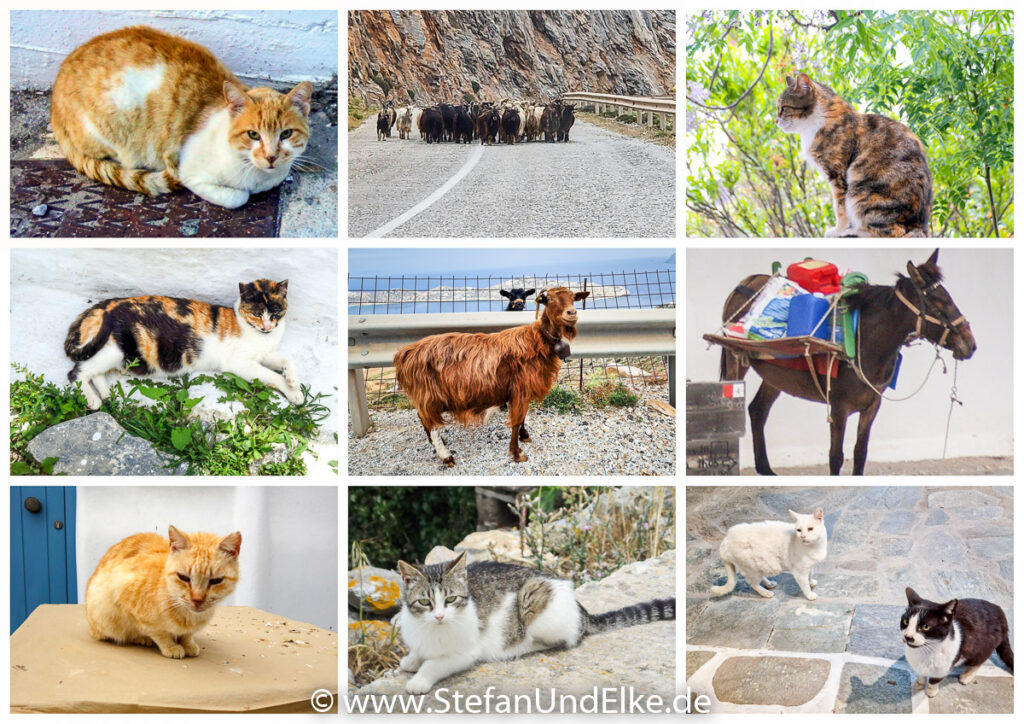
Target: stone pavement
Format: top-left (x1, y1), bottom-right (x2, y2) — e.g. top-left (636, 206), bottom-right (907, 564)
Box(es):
top-left (686, 486), bottom-right (1013, 713)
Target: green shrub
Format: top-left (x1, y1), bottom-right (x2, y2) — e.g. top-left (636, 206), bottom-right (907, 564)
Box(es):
top-left (541, 385), bottom-right (581, 414)
top-left (348, 487), bottom-right (477, 569)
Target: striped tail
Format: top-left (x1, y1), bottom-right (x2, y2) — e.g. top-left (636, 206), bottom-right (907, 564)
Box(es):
top-left (67, 150), bottom-right (179, 196)
top-left (582, 597), bottom-right (675, 635)
top-left (64, 306), bottom-right (113, 366)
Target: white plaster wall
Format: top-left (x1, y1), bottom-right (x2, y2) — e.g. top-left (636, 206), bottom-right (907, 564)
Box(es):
top-left (75, 486), bottom-right (338, 631)
top-left (687, 248), bottom-right (1013, 467)
top-left (9, 248), bottom-right (339, 451)
top-left (11, 10), bottom-right (338, 90)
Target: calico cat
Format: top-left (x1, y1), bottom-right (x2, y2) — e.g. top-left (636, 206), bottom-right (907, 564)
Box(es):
top-left (710, 508), bottom-right (826, 600)
top-left (64, 279), bottom-right (302, 410)
top-left (86, 525), bottom-right (241, 659)
top-left (51, 26), bottom-right (312, 209)
top-left (395, 553), bottom-right (675, 694)
top-left (775, 73), bottom-right (932, 237)
top-left (901, 587), bottom-right (1013, 697)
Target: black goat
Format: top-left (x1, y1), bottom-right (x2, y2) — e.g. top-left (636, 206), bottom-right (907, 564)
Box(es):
top-left (499, 288), bottom-right (536, 311)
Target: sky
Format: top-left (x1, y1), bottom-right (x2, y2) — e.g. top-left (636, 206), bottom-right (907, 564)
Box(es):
top-left (348, 248), bottom-right (675, 276)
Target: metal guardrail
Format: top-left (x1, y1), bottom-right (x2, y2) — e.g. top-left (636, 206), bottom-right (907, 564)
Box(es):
top-left (348, 309), bottom-right (677, 437)
top-left (562, 92), bottom-right (676, 129)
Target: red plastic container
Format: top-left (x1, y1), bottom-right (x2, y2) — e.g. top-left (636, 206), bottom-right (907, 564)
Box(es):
top-left (787, 259), bottom-right (840, 294)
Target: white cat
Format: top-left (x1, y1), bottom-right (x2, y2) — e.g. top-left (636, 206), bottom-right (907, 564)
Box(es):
top-left (710, 508), bottom-right (827, 600)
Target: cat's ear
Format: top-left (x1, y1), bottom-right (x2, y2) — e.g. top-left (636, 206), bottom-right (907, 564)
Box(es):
top-left (788, 509), bottom-right (799, 521)
top-left (286, 81), bottom-right (313, 118)
top-left (796, 73), bottom-right (812, 93)
top-left (224, 82), bottom-right (252, 118)
top-left (785, 75), bottom-right (795, 88)
top-left (813, 508), bottom-right (824, 520)
top-left (219, 531), bottom-right (242, 558)
top-left (942, 599), bottom-right (958, 616)
top-left (442, 551), bottom-right (468, 577)
top-left (168, 525), bottom-right (190, 553)
top-left (905, 587), bottom-right (921, 605)
top-left (396, 560), bottom-right (423, 586)
top-left (277, 279), bottom-right (289, 295)
top-left (239, 282), bottom-right (247, 297)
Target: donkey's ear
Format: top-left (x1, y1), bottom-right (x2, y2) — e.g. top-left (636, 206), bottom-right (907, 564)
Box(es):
top-left (926, 249), bottom-right (940, 266)
top-left (906, 260), bottom-right (926, 287)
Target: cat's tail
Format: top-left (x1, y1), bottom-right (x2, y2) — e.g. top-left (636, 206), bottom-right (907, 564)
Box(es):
top-left (581, 597), bottom-right (675, 635)
top-left (64, 306), bottom-right (113, 367)
top-left (709, 560), bottom-right (736, 596)
top-left (66, 150), bottom-right (180, 196)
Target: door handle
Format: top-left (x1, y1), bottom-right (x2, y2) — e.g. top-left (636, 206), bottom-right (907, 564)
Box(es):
top-left (24, 497), bottom-right (42, 514)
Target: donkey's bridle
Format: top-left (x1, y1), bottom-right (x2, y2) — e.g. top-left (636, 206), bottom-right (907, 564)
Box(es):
top-left (893, 278), bottom-right (967, 347)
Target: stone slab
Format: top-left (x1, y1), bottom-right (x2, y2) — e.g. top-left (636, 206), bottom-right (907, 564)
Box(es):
top-left (878, 537), bottom-right (914, 557)
top-left (847, 604), bottom-right (906, 660)
top-left (966, 536), bottom-right (1014, 560)
top-left (876, 511), bottom-right (918, 534)
top-left (767, 601), bottom-right (854, 653)
top-left (834, 662), bottom-right (913, 713)
top-left (687, 597), bottom-right (781, 649)
top-left (686, 650), bottom-right (715, 679)
top-left (928, 675), bottom-right (1014, 714)
top-left (925, 509), bottom-right (950, 526)
top-left (953, 505), bottom-right (1004, 520)
top-left (927, 489), bottom-right (1000, 509)
top-left (712, 655), bottom-right (830, 706)
top-left (914, 529), bottom-right (967, 565)
top-left (850, 487), bottom-right (923, 510)
top-left (931, 569), bottom-right (1002, 602)
top-left (810, 572), bottom-right (879, 601)
top-left (26, 412), bottom-right (186, 476)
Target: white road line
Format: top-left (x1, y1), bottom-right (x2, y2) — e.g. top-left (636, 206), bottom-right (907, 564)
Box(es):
top-left (363, 144), bottom-right (485, 238)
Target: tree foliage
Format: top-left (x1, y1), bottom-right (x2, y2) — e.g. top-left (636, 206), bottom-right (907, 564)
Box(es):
top-left (686, 10), bottom-right (1013, 237)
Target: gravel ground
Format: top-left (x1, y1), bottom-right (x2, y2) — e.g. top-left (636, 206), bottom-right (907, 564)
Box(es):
top-left (741, 455), bottom-right (1013, 476)
top-left (346, 116), bottom-right (676, 237)
top-left (348, 388), bottom-right (676, 476)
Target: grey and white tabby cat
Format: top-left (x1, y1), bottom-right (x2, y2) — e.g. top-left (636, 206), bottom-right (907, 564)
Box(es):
top-left (395, 552), bottom-right (675, 694)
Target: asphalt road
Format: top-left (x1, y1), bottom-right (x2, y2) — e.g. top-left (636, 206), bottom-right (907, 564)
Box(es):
top-left (346, 117), bottom-right (676, 238)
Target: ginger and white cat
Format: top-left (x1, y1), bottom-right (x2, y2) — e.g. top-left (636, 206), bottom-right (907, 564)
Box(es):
top-left (86, 525), bottom-right (241, 658)
top-left (51, 26), bottom-right (312, 208)
top-left (710, 508), bottom-right (827, 600)
top-left (64, 279), bottom-right (302, 410)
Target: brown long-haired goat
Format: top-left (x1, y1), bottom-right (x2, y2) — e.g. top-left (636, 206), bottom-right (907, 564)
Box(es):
top-left (393, 287), bottom-right (590, 466)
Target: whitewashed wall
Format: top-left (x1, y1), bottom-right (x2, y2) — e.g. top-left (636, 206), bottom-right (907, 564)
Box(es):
top-left (687, 248), bottom-right (1013, 467)
top-left (10, 10), bottom-right (338, 90)
top-left (75, 486), bottom-right (338, 631)
top-left (9, 248), bottom-right (339, 447)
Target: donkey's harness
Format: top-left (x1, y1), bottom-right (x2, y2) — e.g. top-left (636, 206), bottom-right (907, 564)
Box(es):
top-left (893, 277), bottom-right (968, 348)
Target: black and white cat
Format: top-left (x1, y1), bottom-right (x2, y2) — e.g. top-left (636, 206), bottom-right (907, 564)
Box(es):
top-left (901, 586), bottom-right (1013, 697)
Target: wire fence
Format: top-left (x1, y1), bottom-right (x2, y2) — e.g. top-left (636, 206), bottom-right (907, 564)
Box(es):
top-left (349, 269), bottom-right (676, 408)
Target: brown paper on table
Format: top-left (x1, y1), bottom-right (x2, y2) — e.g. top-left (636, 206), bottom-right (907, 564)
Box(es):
top-left (10, 604), bottom-right (338, 713)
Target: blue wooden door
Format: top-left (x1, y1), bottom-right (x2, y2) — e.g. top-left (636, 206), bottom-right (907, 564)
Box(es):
top-left (10, 486), bottom-right (77, 633)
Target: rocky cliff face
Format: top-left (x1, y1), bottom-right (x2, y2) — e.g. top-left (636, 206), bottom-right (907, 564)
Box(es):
top-left (348, 10), bottom-right (675, 105)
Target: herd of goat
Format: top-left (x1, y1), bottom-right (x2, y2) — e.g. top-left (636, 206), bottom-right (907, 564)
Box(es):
top-left (376, 99), bottom-right (576, 144)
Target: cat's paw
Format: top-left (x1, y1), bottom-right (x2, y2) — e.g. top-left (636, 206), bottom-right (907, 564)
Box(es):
top-left (925, 684), bottom-right (938, 698)
top-left (913, 676), bottom-right (925, 691)
top-left (399, 654), bottom-right (421, 673)
top-left (761, 579), bottom-right (778, 589)
top-left (803, 591), bottom-right (818, 601)
top-left (160, 643), bottom-right (188, 659)
top-left (755, 588), bottom-right (775, 599)
top-left (405, 674), bottom-right (434, 695)
top-left (284, 371), bottom-right (300, 390)
top-left (959, 672), bottom-right (976, 686)
top-left (810, 579), bottom-right (818, 588)
top-left (824, 225), bottom-right (848, 238)
top-left (182, 640), bottom-right (201, 657)
top-left (284, 387), bottom-right (304, 405)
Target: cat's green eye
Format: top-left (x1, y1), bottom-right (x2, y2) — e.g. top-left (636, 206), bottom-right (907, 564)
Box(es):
top-left (177, 573), bottom-right (191, 583)
top-left (416, 598), bottom-right (431, 607)
top-left (209, 577), bottom-right (224, 585)
top-left (445, 596), bottom-right (458, 604)
top-left (280, 129), bottom-right (293, 140)
top-left (921, 624), bottom-right (930, 631)
top-left (247, 130), bottom-right (260, 141)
